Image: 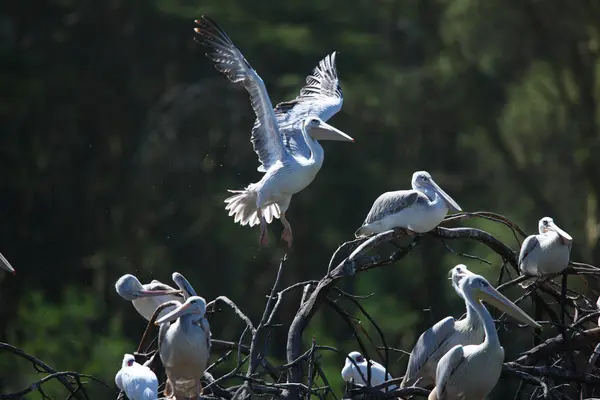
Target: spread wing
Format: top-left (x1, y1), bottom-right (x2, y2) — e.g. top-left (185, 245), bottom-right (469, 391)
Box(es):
top-left (258, 52), bottom-right (343, 165)
top-left (194, 16), bottom-right (285, 171)
top-left (433, 344), bottom-right (465, 399)
top-left (401, 316), bottom-right (456, 388)
top-left (361, 190), bottom-right (425, 226)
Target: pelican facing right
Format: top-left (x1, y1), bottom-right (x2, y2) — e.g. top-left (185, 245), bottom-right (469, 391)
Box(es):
top-left (355, 171), bottom-right (461, 238)
top-left (429, 273), bottom-right (541, 400)
top-left (194, 16), bottom-right (354, 248)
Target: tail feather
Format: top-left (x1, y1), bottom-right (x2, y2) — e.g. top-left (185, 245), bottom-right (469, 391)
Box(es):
top-left (224, 190), bottom-right (281, 227)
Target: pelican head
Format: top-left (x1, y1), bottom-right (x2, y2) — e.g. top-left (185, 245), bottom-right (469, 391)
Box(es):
top-left (346, 351), bottom-right (365, 364)
top-left (121, 353), bottom-right (136, 368)
top-left (460, 274), bottom-right (541, 328)
top-left (448, 264), bottom-right (475, 298)
top-left (303, 116), bottom-right (354, 142)
top-left (172, 272), bottom-right (197, 299)
top-left (411, 171), bottom-right (462, 213)
top-left (155, 295), bottom-right (207, 325)
top-left (538, 217), bottom-right (572, 242)
top-left (115, 274), bottom-right (182, 301)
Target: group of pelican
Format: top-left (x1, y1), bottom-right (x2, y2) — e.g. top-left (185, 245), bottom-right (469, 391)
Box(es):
top-left (108, 14), bottom-right (577, 400)
top-left (115, 273), bottom-right (211, 400)
top-left (342, 265), bottom-right (541, 399)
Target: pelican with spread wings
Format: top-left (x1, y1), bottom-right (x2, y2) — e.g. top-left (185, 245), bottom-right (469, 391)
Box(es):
top-left (194, 16), bottom-right (354, 247)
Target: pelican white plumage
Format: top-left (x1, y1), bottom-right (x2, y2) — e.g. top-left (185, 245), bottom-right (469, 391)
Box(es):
top-left (428, 274), bottom-right (541, 400)
top-left (115, 353), bottom-right (158, 400)
top-left (115, 272), bottom-right (196, 321)
top-left (355, 171), bottom-right (461, 238)
top-left (519, 217), bottom-right (572, 287)
top-left (194, 16), bottom-right (354, 248)
top-left (401, 264), bottom-right (483, 389)
top-left (156, 295), bottom-right (211, 399)
top-left (341, 351), bottom-right (396, 391)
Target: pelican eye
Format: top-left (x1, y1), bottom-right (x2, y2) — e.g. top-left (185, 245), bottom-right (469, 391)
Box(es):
top-left (480, 280), bottom-right (489, 287)
top-left (127, 359), bottom-right (134, 366)
top-left (355, 355), bottom-right (364, 363)
top-left (311, 118), bottom-right (319, 124)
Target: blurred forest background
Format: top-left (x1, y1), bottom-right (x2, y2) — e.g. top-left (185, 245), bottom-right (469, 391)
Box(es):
top-left (2, 0), bottom-right (600, 398)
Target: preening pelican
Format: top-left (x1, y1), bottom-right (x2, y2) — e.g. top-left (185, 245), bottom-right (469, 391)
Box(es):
top-left (519, 217), bottom-right (572, 287)
top-left (401, 264), bottom-right (483, 389)
top-left (429, 274), bottom-right (541, 400)
top-left (341, 351), bottom-right (396, 391)
top-left (355, 171), bottom-right (461, 238)
top-left (115, 272), bottom-right (196, 321)
top-left (115, 353), bottom-right (158, 400)
top-left (194, 16), bottom-right (354, 248)
top-left (156, 296), bottom-right (211, 399)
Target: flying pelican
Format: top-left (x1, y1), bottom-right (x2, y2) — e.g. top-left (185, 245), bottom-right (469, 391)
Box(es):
top-left (115, 353), bottom-right (159, 400)
top-left (0, 252), bottom-right (15, 274)
top-left (355, 171), bottom-right (462, 238)
top-left (156, 295), bottom-right (211, 399)
top-left (341, 351), bottom-right (396, 391)
top-left (519, 216), bottom-right (572, 287)
top-left (115, 272), bottom-right (196, 321)
top-left (401, 264), bottom-right (483, 389)
top-left (194, 16), bottom-right (354, 247)
top-left (429, 273), bottom-right (541, 400)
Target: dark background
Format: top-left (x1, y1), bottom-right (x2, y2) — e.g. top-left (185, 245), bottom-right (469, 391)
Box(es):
top-left (1, 0), bottom-right (599, 398)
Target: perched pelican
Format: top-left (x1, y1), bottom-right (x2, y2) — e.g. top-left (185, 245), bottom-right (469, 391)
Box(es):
top-left (194, 16), bottom-right (354, 247)
top-left (115, 353), bottom-right (159, 400)
top-left (401, 264), bottom-right (483, 389)
top-left (341, 351), bottom-right (396, 391)
top-left (429, 274), bottom-right (541, 400)
top-left (355, 171), bottom-right (461, 238)
top-left (115, 272), bottom-right (196, 321)
top-left (519, 217), bottom-right (572, 287)
top-left (156, 296), bottom-right (211, 399)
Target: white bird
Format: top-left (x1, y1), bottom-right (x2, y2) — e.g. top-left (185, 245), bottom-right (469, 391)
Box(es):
top-left (194, 16), bottom-right (354, 248)
top-left (401, 264), bottom-right (483, 389)
top-left (355, 171), bottom-right (462, 238)
top-left (115, 272), bottom-right (196, 321)
top-left (429, 274), bottom-right (541, 400)
top-left (341, 351), bottom-right (396, 391)
top-left (156, 295), bottom-right (211, 399)
top-left (115, 353), bottom-right (159, 400)
top-left (519, 216), bottom-right (572, 288)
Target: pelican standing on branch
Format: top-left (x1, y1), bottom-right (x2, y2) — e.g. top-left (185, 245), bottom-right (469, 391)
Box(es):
top-left (115, 272), bottom-right (196, 321)
top-left (341, 351), bottom-right (396, 391)
top-left (401, 264), bottom-right (483, 389)
top-left (156, 296), bottom-right (211, 399)
top-left (355, 171), bottom-right (461, 238)
top-left (428, 273), bottom-right (541, 400)
top-left (194, 16), bottom-right (354, 247)
top-left (519, 216), bottom-right (572, 287)
top-left (115, 353), bottom-right (159, 400)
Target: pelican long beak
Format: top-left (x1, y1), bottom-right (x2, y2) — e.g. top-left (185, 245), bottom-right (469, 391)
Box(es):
top-left (139, 289), bottom-right (183, 297)
top-left (0, 253), bottom-right (15, 274)
top-left (549, 221), bottom-right (573, 242)
top-left (310, 121), bottom-right (354, 142)
top-left (428, 179), bottom-right (462, 213)
top-left (155, 302), bottom-right (190, 325)
top-left (477, 285), bottom-right (541, 328)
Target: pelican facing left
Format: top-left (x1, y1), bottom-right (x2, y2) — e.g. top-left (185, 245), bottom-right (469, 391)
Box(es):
top-left (429, 274), bottom-right (541, 400)
top-left (115, 354), bottom-right (158, 400)
top-left (194, 16), bottom-right (354, 248)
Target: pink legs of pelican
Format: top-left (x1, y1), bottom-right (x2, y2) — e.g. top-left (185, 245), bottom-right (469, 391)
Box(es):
top-left (257, 209), bottom-right (293, 248)
top-left (281, 213), bottom-right (293, 248)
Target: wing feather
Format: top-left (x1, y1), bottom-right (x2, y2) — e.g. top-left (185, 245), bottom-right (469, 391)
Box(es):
top-left (194, 16), bottom-right (285, 170)
top-left (518, 235), bottom-right (540, 273)
top-left (361, 190), bottom-right (424, 226)
top-left (401, 316), bottom-right (456, 388)
top-left (434, 345), bottom-right (465, 399)
top-left (273, 52), bottom-right (344, 159)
